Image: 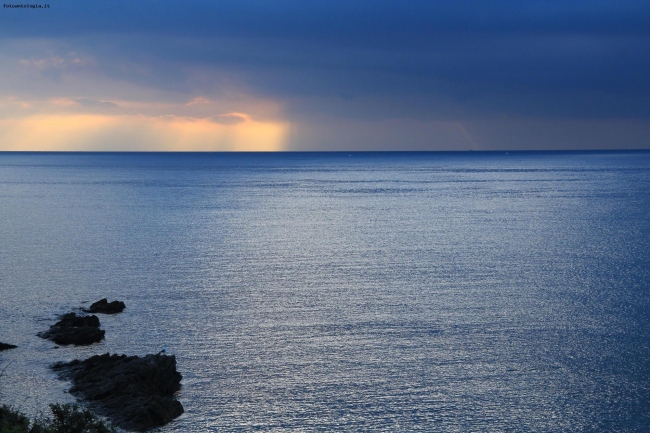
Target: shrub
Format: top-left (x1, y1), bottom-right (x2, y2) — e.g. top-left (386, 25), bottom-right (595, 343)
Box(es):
top-left (0, 405), bottom-right (30, 433)
top-left (0, 404), bottom-right (115, 433)
top-left (47, 404), bottom-right (115, 433)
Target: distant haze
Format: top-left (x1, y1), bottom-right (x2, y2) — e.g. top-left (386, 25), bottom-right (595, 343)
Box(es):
top-left (1, 1), bottom-right (649, 151)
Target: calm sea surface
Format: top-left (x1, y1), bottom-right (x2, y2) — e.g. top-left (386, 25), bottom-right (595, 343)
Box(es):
top-left (1, 151), bottom-right (649, 432)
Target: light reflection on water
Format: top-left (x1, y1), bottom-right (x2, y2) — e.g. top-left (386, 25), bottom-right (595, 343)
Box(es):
top-left (1, 152), bottom-right (650, 431)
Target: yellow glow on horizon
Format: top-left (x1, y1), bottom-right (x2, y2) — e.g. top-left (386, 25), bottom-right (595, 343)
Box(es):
top-left (0, 113), bottom-right (289, 151)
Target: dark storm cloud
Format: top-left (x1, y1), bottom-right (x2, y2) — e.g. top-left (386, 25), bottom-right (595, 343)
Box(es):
top-left (4, 1), bottom-right (648, 39)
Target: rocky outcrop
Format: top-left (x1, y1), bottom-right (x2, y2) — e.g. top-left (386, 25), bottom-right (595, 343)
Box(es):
top-left (84, 298), bottom-right (126, 314)
top-left (52, 353), bottom-right (184, 432)
top-left (0, 342), bottom-right (17, 351)
top-left (38, 312), bottom-right (105, 345)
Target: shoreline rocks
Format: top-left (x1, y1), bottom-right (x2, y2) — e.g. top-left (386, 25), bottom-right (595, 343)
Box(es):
top-left (0, 342), bottom-right (17, 351)
top-left (84, 298), bottom-right (126, 315)
top-left (37, 312), bottom-right (105, 346)
top-left (27, 297), bottom-right (184, 431)
top-left (52, 353), bottom-right (184, 432)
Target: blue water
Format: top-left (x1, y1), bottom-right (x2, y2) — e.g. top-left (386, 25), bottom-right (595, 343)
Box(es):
top-left (1, 151), bottom-right (649, 431)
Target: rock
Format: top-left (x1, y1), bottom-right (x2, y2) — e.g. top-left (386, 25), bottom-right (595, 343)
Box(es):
top-left (0, 342), bottom-right (17, 351)
top-left (84, 298), bottom-right (126, 314)
top-left (52, 353), bottom-right (184, 432)
top-left (38, 312), bottom-right (105, 346)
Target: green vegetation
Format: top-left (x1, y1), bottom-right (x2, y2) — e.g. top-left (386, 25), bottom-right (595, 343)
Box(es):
top-left (0, 404), bottom-right (116, 433)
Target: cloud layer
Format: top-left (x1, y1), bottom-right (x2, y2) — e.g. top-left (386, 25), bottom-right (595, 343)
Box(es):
top-left (1, 1), bottom-right (649, 150)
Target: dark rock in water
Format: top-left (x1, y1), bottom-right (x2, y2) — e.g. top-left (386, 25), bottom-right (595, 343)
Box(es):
top-left (0, 341), bottom-right (17, 351)
top-left (85, 298), bottom-right (126, 314)
top-left (38, 312), bottom-right (105, 345)
top-left (52, 353), bottom-right (184, 432)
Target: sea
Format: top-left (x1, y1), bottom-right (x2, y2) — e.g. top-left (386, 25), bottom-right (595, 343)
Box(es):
top-left (1, 151), bottom-right (649, 432)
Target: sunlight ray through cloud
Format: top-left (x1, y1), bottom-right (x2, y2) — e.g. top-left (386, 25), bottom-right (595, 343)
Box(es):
top-left (0, 113), bottom-right (289, 151)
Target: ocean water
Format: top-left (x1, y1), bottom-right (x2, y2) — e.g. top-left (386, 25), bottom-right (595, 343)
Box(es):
top-left (1, 151), bottom-right (649, 432)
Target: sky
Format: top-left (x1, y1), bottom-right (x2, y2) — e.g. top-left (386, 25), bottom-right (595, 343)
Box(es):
top-left (1, 0), bottom-right (649, 151)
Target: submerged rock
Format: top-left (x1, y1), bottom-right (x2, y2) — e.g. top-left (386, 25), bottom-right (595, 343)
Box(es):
top-left (84, 298), bottom-right (126, 314)
top-left (52, 353), bottom-right (184, 432)
top-left (38, 312), bottom-right (105, 345)
top-left (0, 342), bottom-right (17, 351)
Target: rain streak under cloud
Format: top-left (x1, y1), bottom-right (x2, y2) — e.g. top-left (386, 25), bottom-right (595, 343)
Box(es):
top-left (1, 0), bottom-right (649, 151)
